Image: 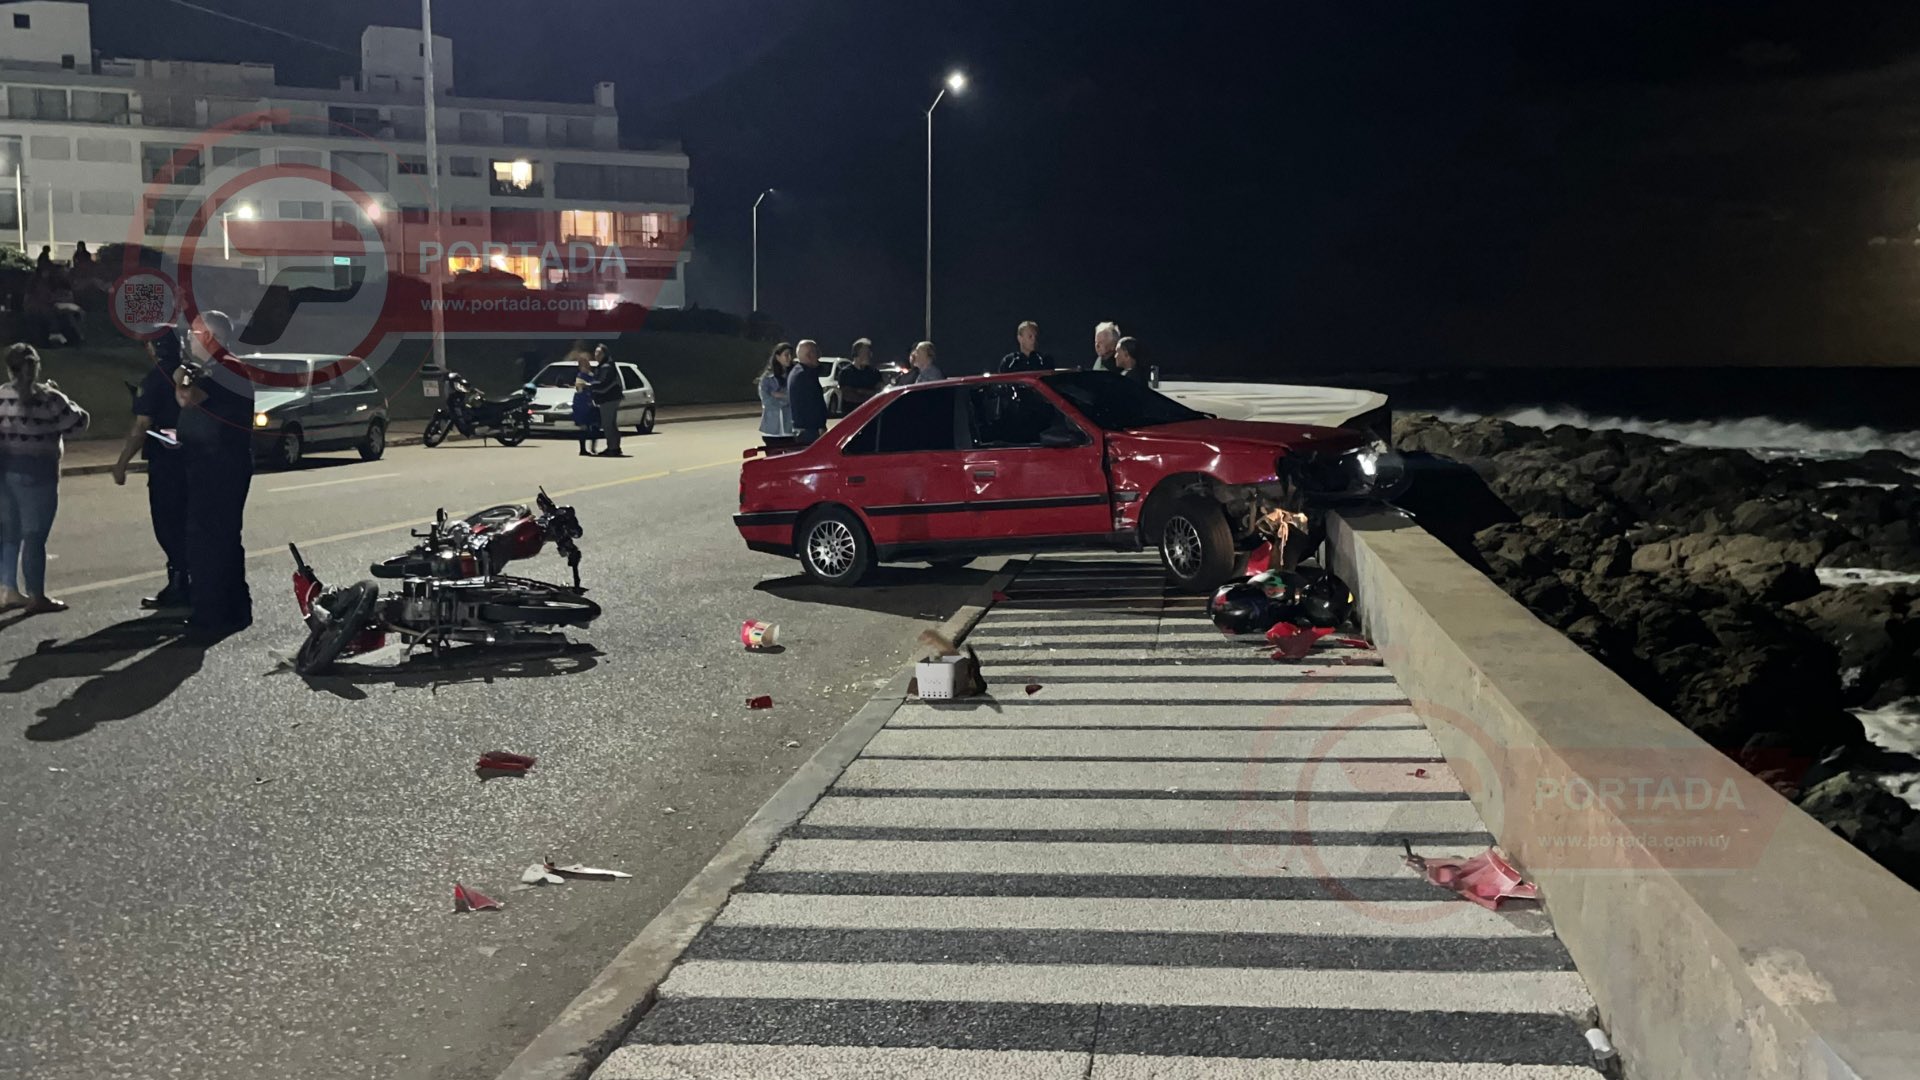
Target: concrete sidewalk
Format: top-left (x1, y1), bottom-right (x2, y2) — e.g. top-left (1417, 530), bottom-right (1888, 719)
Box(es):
top-left (56, 401), bottom-right (758, 477)
top-left (594, 555), bottom-right (1603, 1078)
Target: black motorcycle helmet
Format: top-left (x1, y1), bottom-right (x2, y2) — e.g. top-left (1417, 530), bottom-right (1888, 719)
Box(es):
top-left (1209, 580), bottom-right (1279, 635)
top-left (1294, 567), bottom-right (1355, 629)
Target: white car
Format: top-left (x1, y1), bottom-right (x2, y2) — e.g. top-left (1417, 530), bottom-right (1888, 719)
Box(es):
top-left (820, 357), bottom-right (905, 416)
top-left (525, 361), bottom-right (657, 435)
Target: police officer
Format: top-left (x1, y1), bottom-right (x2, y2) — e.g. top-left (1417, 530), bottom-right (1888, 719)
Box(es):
top-left (110, 327), bottom-right (189, 610)
top-left (999, 320), bottom-right (1053, 372)
top-left (174, 311), bottom-right (255, 640)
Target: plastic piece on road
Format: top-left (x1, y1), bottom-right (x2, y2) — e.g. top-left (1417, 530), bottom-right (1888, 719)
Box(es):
top-left (1267, 622), bottom-right (1315, 661)
top-left (521, 863), bottom-right (564, 886)
top-left (1402, 842), bottom-right (1539, 910)
top-left (1025, 683), bottom-right (1042, 696)
top-left (1331, 636), bottom-right (1372, 649)
top-left (453, 883), bottom-right (503, 912)
top-left (746, 695), bottom-right (773, 710)
top-left (783, 739), bottom-right (800, 748)
top-left (1245, 541), bottom-right (1273, 576)
top-left (547, 858), bottom-right (632, 880)
top-left (741, 620), bottom-right (780, 650)
top-left (992, 591), bottom-right (1011, 603)
top-left (1409, 767), bottom-right (1429, 779)
top-left (477, 750), bottom-right (536, 778)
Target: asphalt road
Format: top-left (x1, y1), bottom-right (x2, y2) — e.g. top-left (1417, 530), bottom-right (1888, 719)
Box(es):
top-left (0, 421), bottom-right (1001, 1080)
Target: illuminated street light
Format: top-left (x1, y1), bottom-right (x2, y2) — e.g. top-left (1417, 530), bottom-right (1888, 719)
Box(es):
top-left (222, 202), bottom-right (256, 260)
top-left (926, 70), bottom-right (967, 339)
top-left (753, 187), bottom-right (775, 314)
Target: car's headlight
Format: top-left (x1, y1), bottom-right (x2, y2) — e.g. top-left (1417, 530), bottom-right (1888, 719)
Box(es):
top-left (253, 412), bottom-right (270, 428)
top-left (1287, 441), bottom-right (1407, 501)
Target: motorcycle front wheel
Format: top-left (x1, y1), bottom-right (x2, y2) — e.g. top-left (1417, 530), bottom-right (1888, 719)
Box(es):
top-left (295, 582), bottom-right (379, 675)
top-left (495, 413), bottom-right (531, 447)
top-left (422, 416), bottom-right (450, 447)
top-left (477, 581), bottom-right (601, 627)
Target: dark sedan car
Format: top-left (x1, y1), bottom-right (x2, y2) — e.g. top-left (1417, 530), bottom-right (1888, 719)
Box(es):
top-left (246, 354), bottom-right (389, 467)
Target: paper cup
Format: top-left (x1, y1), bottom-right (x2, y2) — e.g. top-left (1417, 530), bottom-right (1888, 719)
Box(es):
top-left (741, 620), bottom-right (780, 649)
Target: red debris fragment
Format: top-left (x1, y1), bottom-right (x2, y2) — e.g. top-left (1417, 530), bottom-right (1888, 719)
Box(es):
top-left (1409, 768), bottom-right (1429, 779)
top-left (1402, 844), bottom-right (1538, 910)
top-left (476, 751), bottom-right (536, 777)
top-left (992, 591), bottom-right (1011, 603)
top-left (1245, 542), bottom-right (1274, 576)
top-left (1330, 636), bottom-right (1372, 649)
top-left (1025, 683), bottom-right (1042, 696)
top-left (452, 883), bottom-right (502, 912)
top-left (746, 695), bottom-right (774, 710)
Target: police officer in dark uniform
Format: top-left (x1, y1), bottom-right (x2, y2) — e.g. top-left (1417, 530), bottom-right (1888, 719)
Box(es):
top-left (174, 311), bottom-right (255, 640)
top-left (110, 327), bottom-right (190, 609)
top-left (998, 320), bottom-right (1053, 372)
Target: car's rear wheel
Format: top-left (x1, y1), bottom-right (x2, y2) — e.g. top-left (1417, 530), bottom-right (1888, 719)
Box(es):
top-left (636, 406), bottom-right (655, 435)
top-left (798, 507), bottom-right (872, 586)
top-left (358, 419), bottom-right (386, 461)
top-left (1160, 496), bottom-right (1235, 593)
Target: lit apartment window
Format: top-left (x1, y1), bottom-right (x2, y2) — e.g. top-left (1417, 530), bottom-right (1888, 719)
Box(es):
top-left (490, 158), bottom-right (541, 197)
top-left (616, 211), bottom-right (667, 247)
top-left (559, 209), bottom-right (613, 244)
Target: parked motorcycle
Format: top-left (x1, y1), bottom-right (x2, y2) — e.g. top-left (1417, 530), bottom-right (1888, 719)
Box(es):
top-left (289, 489), bottom-right (599, 675)
top-left (423, 372), bottom-right (531, 447)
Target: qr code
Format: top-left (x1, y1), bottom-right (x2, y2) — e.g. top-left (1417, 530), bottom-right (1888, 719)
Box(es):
top-left (122, 282), bottom-right (166, 324)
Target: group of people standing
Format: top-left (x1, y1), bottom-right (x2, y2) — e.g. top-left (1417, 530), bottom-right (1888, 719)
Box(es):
top-left (564, 341), bottom-right (630, 458)
top-left (757, 319), bottom-right (1149, 447)
top-left (0, 311), bottom-right (254, 638)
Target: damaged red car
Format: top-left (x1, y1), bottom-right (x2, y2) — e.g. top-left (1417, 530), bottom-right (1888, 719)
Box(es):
top-left (733, 370), bottom-right (1402, 591)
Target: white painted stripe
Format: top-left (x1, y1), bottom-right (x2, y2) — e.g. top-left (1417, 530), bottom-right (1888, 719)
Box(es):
top-left (598, 1043), bottom-right (1087, 1080)
top-left (902, 684), bottom-right (1408, 704)
top-left (835, 759), bottom-right (1461, 794)
top-left (803, 796), bottom-right (1486, 835)
top-left (887, 703), bottom-right (1422, 728)
top-left (863, 728), bottom-right (1436, 760)
top-left (1093, 1058), bottom-right (1600, 1080)
top-left (265, 471), bottom-right (400, 493)
top-left (715, 894), bottom-right (1550, 938)
top-left (658, 961), bottom-right (1594, 1015)
top-left (762, 839), bottom-right (1425, 879)
top-left (971, 648), bottom-right (1371, 663)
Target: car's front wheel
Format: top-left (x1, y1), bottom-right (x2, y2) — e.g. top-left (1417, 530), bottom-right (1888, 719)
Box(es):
top-left (274, 425), bottom-right (304, 469)
top-left (798, 507), bottom-right (872, 586)
top-left (1160, 496), bottom-right (1235, 593)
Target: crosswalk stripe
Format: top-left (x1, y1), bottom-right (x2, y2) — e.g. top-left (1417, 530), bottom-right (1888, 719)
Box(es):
top-left (802, 796), bottom-right (1485, 834)
top-left (762, 839), bottom-right (1446, 879)
top-left (834, 759), bottom-right (1458, 793)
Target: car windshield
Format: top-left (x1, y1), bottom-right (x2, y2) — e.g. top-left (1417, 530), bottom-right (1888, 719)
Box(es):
top-left (247, 358), bottom-right (315, 388)
top-left (535, 364), bottom-right (589, 387)
top-left (1041, 371), bottom-right (1204, 430)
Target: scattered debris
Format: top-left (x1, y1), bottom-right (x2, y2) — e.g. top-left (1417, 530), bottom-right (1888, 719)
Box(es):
top-left (520, 863), bottom-right (564, 886)
top-left (476, 751), bottom-right (536, 778)
top-left (1408, 768), bottom-right (1429, 779)
top-left (46, 766), bottom-right (68, 773)
top-left (1402, 842), bottom-right (1539, 910)
top-left (991, 590), bottom-right (1011, 603)
top-left (475, 945), bottom-right (501, 958)
top-left (253, 776), bottom-right (274, 786)
top-left (746, 695), bottom-right (774, 710)
top-left (1024, 683), bottom-right (1043, 696)
top-left (452, 883), bottom-right (502, 913)
top-left (783, 739), bottom-right (801, 748)
top-left (663, 806), bottom-right (677, 814)
top-left (915, 629), bottom-right (988, 699)
top-left (547, 858), bottom-right (632, 881)
top-left (1330, 636), bottom-right (1372, 649)
top-left (1586, 1027), bottom-right (1618, 1067)
top-left (740, 620), bottom-right (781, 650)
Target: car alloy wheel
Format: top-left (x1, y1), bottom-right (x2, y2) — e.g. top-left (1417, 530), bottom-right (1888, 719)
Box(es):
top-left (807, 518), bottom-right (858, 578)
top-left (1163, 515), bottom-right (1203, 577)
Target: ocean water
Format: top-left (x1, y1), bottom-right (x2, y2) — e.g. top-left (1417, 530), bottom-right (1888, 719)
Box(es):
top-left (1430, 406), bottom-right (1920, 462)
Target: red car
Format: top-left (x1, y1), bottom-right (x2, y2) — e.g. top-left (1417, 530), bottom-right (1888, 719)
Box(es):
top-left (733, 371), bottom-right (1398, 591)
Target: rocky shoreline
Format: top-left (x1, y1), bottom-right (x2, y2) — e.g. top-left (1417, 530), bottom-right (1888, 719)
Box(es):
top-left (1393, 414), bottom-right (1920, 886)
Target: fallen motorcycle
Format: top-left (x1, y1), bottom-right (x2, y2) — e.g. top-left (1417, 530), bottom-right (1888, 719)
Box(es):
top-left (423, 371), bottom-right (532, 447)
top-left (289, 489), bottom-right (599, 675)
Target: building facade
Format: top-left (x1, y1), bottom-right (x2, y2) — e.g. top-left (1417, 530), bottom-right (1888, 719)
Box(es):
top-left (0, 0), bottom-right (693, 309)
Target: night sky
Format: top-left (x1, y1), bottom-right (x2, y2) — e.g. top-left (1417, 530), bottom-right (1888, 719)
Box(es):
top-left (87, 0), bottom-right (1920, 374)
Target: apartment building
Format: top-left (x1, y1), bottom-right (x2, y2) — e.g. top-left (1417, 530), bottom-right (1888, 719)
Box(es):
top-left (0, 0), bottom-right (693, 308)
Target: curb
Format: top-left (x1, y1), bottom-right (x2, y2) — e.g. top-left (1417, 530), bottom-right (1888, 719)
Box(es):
top-left (493, 558), bottom-right (1028, 1080)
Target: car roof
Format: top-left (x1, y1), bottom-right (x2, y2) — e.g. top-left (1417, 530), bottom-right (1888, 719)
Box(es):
top-left (240, 353), bottom-right (360, 363)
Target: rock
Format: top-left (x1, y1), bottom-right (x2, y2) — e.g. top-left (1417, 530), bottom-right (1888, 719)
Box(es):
top-left (1473, 523), bottom-right (1556, 583)
top-left (1717, 561), bottom-right (1822, 605)
top-left (1590, 536), bottom-right (1633, 579)
top-left (1797, 772), bottom-right (1920, 885)
top-left (1632, 541), bottom-right (1678, 574)
top-left (1788, 585), bottom-right (1920, 706)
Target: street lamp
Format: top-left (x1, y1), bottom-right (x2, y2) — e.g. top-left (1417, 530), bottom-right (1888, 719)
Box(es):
top-left (925, 70), bottom-right (965, 340)
top-left (222, 202), bottom-right (255, 260)
top-left (752, 187), bottom-right (774, 314)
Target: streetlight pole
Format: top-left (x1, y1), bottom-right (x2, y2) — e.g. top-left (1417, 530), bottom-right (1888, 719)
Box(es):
top-left (925, 71), bottom-right (965, 342)
top-left (752, 188), bottom-right (773, 315)
top-left (421, 0), bottom-right (448, 375)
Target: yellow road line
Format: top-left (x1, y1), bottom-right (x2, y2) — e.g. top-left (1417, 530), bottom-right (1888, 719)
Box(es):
top-left (56, 456), bottom-right (741, 598)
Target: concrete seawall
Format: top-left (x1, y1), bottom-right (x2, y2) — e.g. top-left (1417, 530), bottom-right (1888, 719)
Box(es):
top-left (1328, 508), bottom-right (1920, 1080)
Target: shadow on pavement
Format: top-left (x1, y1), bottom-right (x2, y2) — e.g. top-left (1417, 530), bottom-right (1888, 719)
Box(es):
top-left (7, 616), bottom-right (210, 742)
top-left (293, 640), bottom-right (603, 700)
top-left (1390, 452), bottom-right (1518, 573)
top-left (753, 565), bottom-right (995, 621)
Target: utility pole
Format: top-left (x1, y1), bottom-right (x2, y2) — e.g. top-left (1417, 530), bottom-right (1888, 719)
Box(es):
top-left (421, 0), bottom-right (448, 374)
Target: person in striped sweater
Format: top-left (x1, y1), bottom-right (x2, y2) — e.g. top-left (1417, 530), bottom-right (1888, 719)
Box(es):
top-left (0, 343), bottom-right (89, 613)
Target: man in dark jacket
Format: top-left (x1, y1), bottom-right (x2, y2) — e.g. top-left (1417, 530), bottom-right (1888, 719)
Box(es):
top-left (111, 327), bottom-right (190, 610)
top-left (788, 339), bottom-right (829, 445)
top-left (590, 344), bottom-right (625, 457)
top-left (999, 320), bottom-right (1052, 372)
top-left (174, 311), bottom-right (255, 640)
top-left (836, 338), bottom-right (885, 413)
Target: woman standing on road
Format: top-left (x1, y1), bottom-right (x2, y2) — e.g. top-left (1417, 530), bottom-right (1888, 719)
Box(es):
top-left (569, 347), bottom-right (601, 456)
top-left (590, 343), bottom-right (626, 458)
top-left (0, 343), bottom-right (89, 614)
top-left (758, 342), bottom-right (795, 447)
